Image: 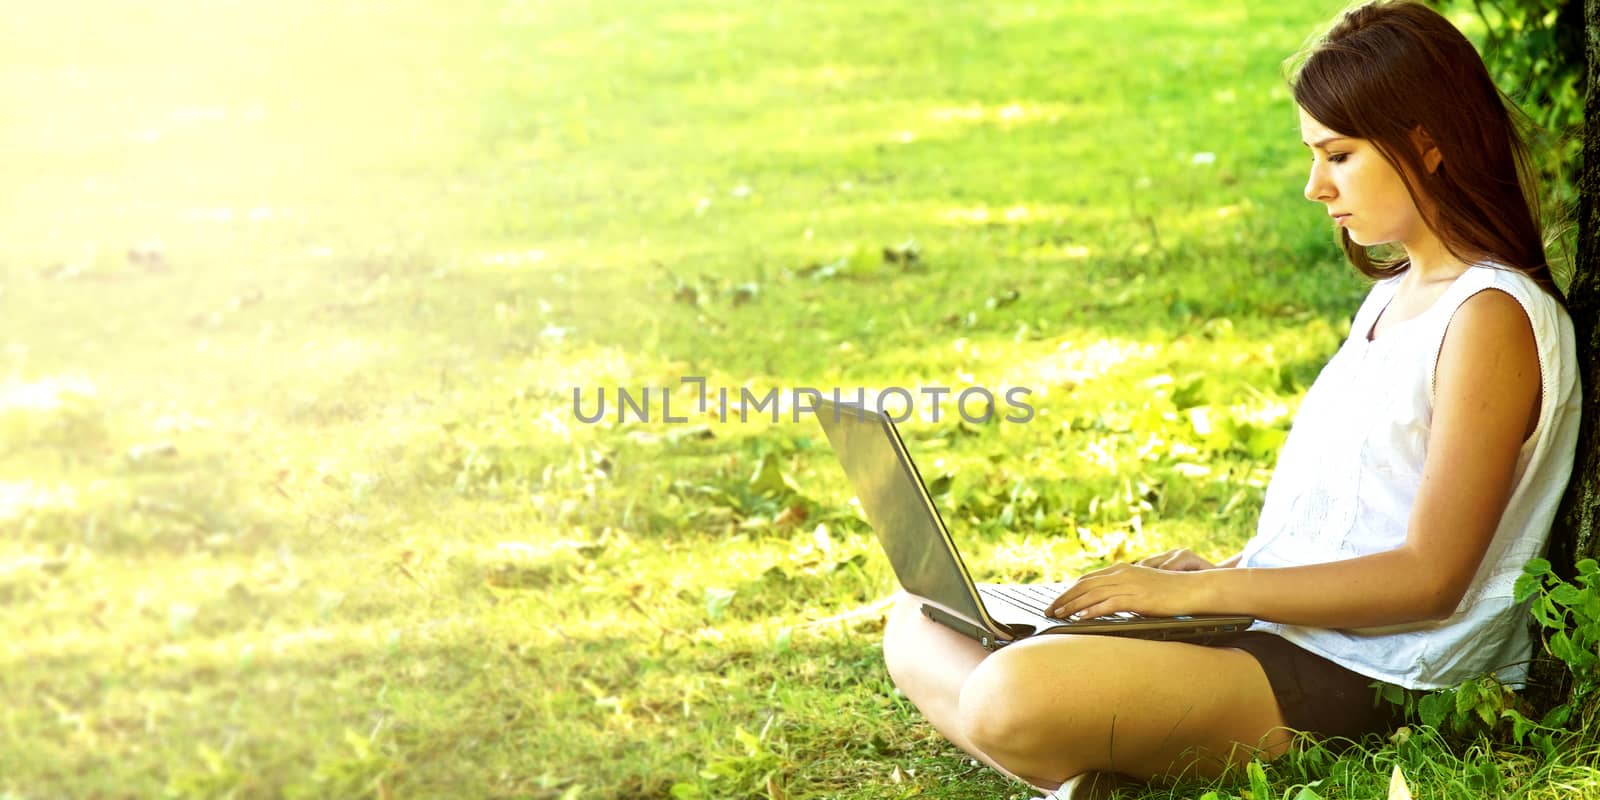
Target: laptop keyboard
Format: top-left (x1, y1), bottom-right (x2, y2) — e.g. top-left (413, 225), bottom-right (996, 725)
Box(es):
top-left (982, 582), bottom-right (1139, 622)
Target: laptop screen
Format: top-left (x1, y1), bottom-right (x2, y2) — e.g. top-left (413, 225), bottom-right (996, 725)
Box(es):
top-left (812, 400), bottom-right (986, 623)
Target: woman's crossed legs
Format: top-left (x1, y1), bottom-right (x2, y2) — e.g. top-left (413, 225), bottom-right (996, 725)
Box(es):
top-left (882, 593), bottom-right (1292, 791)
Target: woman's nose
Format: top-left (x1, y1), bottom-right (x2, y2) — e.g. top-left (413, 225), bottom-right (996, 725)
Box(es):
top-left (1304, 165), bottom-right (1334, 203)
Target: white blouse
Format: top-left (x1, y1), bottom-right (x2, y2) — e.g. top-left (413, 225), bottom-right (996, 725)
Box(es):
top-left (1237, 264), bottom-right (1581, 690)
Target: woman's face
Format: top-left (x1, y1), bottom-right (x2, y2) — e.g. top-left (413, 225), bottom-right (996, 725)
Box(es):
top-left (1299, 107), bottom-right (1430, 249)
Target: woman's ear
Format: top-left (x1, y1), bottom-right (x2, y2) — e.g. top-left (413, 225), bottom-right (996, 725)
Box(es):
top-left (1412, 125), bottom-right (1443, 173)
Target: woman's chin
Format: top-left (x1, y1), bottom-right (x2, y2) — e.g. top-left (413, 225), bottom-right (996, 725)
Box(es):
top-left (1345, 230), bottom-right (1388, 248)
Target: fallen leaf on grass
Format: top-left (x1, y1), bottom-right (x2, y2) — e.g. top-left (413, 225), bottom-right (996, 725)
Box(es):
top-left (748, 452), bottom-right (802, 498)
top-left (773, 504), bottom-right (807, 527)
top-left (795, 245), bottom-right (879, 281)
top-left (730, 282), bottom-right (760, 306)
top-left (127, 441), bottom-right (178, 463)
top-left (127, 242), bottom-right (168, 272)
top-left (230, 288), bottom-right (264, 309)
top-left (1388, 765), bottom-right (1413, 800)
top-left (881, 239), bottom-right (920, 268)
top-left (704, 586), bottom-right (736, 621)
top-left (629, 425), bottom-right (715, 446)
top-left (985, 288), bottom-right (1020, 310)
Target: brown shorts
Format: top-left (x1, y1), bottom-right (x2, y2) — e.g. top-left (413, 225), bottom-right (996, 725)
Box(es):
top-left (1207, 631), bottom-right (1405, 742)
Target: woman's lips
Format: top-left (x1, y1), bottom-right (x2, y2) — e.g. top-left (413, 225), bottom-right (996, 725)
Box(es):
top-left (1332, 213), bottom-right (1352, 226)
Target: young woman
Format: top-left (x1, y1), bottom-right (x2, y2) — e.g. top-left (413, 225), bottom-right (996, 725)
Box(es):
top-left (880, 2), bottom-right (1582, 795)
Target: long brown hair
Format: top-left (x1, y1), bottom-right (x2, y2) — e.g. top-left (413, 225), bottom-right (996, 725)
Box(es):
top-left (1288, 0), bottom-right (1565, 304)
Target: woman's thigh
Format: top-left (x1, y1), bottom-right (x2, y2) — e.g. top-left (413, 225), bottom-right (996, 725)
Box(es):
top-left (958, 632), bottom-right (1291, 784)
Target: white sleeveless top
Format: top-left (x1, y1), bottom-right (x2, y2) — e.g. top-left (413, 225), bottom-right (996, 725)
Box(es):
top-left (1237, 265), bottom-right (1581, 690)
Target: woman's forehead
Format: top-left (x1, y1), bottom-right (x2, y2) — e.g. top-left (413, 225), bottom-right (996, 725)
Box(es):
top-left (1298, 107), bottom-right (1354, 148)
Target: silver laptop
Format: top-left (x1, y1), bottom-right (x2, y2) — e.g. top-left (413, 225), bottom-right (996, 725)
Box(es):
top-left (812, 398), bottom-right (1253, 650)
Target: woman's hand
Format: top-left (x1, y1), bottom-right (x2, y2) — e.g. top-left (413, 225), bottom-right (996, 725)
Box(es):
top-left (1044, 562), bottom-right (1215, 621)
top-left (1137, 548), bottom-right (1219, 572)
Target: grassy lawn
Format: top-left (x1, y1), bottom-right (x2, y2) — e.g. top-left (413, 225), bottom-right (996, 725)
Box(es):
top-left (3, 0), bottom-right (1596, 797)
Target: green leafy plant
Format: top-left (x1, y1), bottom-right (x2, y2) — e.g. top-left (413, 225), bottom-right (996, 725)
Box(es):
top-left (1376, 557), bottom-right (1600, 766)
top-left (1516, 558), bottom-right (1600, 728)
top-left (1436, 0), bottom-right (1585, 134)
top-left (1367, 555), bottom-right (1600, 759)
top-left (669, 723), bottom-right (788, 800)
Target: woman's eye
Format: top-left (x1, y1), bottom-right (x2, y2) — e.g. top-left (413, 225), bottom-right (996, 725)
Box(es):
top-left (1329, 153), bottom-right (1348, 164)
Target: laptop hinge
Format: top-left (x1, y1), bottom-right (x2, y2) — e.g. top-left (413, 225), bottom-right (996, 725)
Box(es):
top-left (921, 603), bottom-right (1010, 651)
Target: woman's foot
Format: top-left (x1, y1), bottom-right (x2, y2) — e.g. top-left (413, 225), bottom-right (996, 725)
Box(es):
top-left (1035, 772), bottom-right (1136, 800)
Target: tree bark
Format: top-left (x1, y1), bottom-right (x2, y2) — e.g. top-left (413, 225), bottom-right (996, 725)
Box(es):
top-left (1525, 0), bottom-right (1600, 717)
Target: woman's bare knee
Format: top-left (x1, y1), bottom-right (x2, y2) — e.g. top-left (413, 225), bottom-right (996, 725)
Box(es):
top-left (957, 639), bottom-right (1094, 780)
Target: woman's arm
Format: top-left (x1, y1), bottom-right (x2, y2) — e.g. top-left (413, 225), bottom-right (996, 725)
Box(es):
top-left (1049, 289), bottom-right (1541, 627)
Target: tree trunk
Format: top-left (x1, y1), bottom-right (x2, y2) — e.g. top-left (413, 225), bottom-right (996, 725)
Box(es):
top-left (1525, 0), bottom-right (1600, 717)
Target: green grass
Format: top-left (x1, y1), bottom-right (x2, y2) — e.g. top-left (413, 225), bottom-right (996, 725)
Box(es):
top-left (2, 0), bottom-right (1595, 797)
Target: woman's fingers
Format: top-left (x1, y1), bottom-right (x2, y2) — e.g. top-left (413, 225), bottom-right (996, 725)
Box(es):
top-left (1139, 549), bottom-right (1214, 571)
top-left (1047, 573), bottom-right (1129, 619)
top-left (1045, 565), bottom-right (1194, 619)
top-left (1045, 583), bottom-right (1088, 618)
top-left (1057, 592), bottom-right (1135, 620)
top-left (1136, 550), bottom-right (1175, 568)
top-left (1069, 599), bottom-right (1126, 621)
